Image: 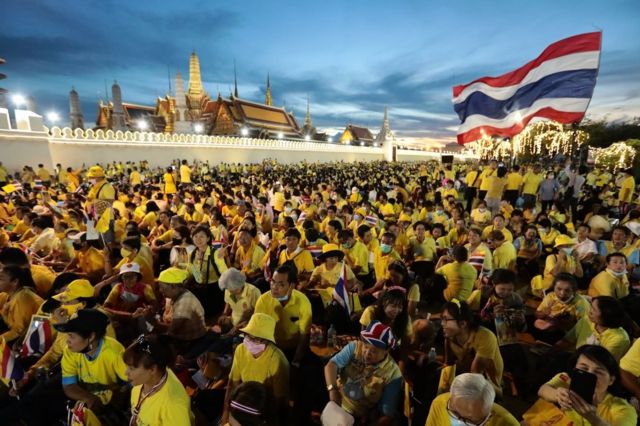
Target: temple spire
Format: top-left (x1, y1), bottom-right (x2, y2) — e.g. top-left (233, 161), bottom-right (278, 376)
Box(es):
top-left (265, 73), bottom-right (272, 106)
top-left (111, 80), bottom-right (126, 131)
top-left (304, 95), bottom-right (311, 128)
top-left (188, 51), bottom-right (204, 97)
top-left (69, 86), bottom-right (84, 130)
top-left (233, 60), bottom-right (239, 98)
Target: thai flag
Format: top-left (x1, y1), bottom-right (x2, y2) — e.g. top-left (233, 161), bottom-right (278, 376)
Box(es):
top-left (306, 244), bottom-right (323, 259)
top-left (0, 339), bottom-right (24, 381)
top-left (21, 316), bottom-right (54, 357)
top-left (33, 179), bottom-right (44, 190)
top-left (211, 241), bottom-right (224, 250)
top-left (454, 32), bottom-right (601, 144)
top-left (365, 215), bottom-right (379, 227)
top-left (332, 264), bottom-right (352, 316)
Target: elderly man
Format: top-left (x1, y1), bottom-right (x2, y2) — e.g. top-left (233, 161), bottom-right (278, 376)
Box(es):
top-left (217, 268), bottom-right (261, 334)
top-left (426, 373), bottom-right (518, 425)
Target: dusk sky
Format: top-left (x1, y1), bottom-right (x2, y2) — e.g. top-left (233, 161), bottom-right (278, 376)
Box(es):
top-left (1, 0), bottom-right (639, 144)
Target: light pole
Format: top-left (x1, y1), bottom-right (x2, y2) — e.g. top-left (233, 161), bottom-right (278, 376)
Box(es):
top-left (137, 119), bottom-right (148, 131)
top-left (194, 123), bottom-right (204, 134)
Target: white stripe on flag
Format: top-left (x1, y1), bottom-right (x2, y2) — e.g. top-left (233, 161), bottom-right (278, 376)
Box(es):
top-left (457, 97), bottom-right (590, 133)
top-left (453, 51), bottom-right (600, 103)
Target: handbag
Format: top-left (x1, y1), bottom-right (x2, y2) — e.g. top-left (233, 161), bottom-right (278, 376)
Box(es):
top-left (522, 398), bottom-right (572, 426)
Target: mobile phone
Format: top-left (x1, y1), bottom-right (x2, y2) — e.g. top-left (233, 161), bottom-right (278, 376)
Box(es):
top-left (569, 368), bottom-right (597, 404)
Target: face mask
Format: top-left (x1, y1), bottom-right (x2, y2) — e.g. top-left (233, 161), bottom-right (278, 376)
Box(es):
top-left (608, 269), bottom-right (626, 277)
top-left (243, 336), bottom-right (266, 357)
top-left (380, 244), bottom-right (392, 254)
top-left (436, 209), bottom-right (444, 215)
top-left (540, 227), bottom-right (549, 233)
top-left (342, 243), bottom-right (352, 250)
top-left (284, 207), bottom-right (292, 214)
top-left (353, 214), bottom-right (362, 221)
top-left (290, 213), bottom-right (298, 222)
top-left (562, 248), bottom-right (573, 256)
top-left (121, 290), bottom-right (140, 303)
top-left (448, 415), bottom-right (474, 426)
top-left (276, 292), bottom-right (290, 302)
top-left (478, 208), bottom-right (486, 213)
top-left (121, 248), bottom-right (132, 258)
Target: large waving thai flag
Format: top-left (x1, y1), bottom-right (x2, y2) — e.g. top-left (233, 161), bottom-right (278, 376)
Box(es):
top-left (454, 32), bottom-right (601, 144)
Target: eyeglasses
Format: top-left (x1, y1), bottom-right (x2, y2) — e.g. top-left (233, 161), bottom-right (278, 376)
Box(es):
top-left (446, 400), bottom-right (493, 426)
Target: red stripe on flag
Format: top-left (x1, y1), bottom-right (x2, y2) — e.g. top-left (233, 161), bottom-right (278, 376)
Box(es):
top-left (453, 32), bottom-right (601, 97)
top-left (457, 108), bottom-right (585, 144)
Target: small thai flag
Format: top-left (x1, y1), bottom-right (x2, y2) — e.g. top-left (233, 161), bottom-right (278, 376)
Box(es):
top-left (365, 215), bottom-right (379, 227)
top-left (1, 339), bottom-right (24, 381)
top-left (211, 241), bottom-right (224, 250)
top-left (306, 244), bottom-right (323, 259)
top-left (33, 179), bottom-right (44, 190)
top-left (332, 263), bottom-right (351, 316)
top-left (21, 316), bottom-right (53, 357)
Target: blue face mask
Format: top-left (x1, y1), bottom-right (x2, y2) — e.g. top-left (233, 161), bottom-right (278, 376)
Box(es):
top-left (276, 293), bottom-right (290, 302)
top-left (380, 244), bottom-right (392, 254)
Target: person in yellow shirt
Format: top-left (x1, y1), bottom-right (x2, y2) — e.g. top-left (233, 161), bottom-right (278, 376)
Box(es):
top-left (254, 262), bottom-right (311, 364)
top-left (179, 159), bottom-right (192, 186)
top-left (129, 166), bottom-right (142, 187)
top-left (470, 201), bottom-right (492, 228)
top-left (58, 309), bottom-right (129, 420)
top-left (0, 265), bottom-right (44, 344)
top-left (217, 268), bottom-right (261, 334)
top-left (124, 334), bottom-right (193, 426)
top-left (233, 228), bottom-right (266, 282)
top-left (478, 160), bottom-right (498, 201)
top-left (138, 200), bottom-right (160, 234)
top-left (107, 235), bottom-right (155, 286)
top-left (435, 246), bottom-right (478, 303)
top-left (427, 373), bottom-right (519, 426)
top-left (489, 230), bottom-right (516, 271)
top-left (308, 244), bottom-right (357, 306)
top-left (278, 228), bottom-right (314, 283)
top-left (481, 214), bottom-right (513, 243)
top-left (483, 166), bottom-right (507, 216)
top-left (538, 345), bottom-right (636, 426)
top-left (222, 313), bottom-right (289, 424)
top-left (521, 164), bottom-right (544, 206)
top-left (37, 164), bottom-right (51, 184)
top-left (163, 167), bottom-right (177, 195)
top-left (621, 337), bottom-right (640, 405)
top-left (362, 232), bottom-right (401, 297)
top-left (339, 229), bottom-right (369, 280)
top-left (619, 169), bottom-right (635, 215)
top-left (504, 165), bottom-right (523, 206)
top-left (588, 253), bottom-right (629, 299)
top-left (464, 164), bottom-right (481, 213)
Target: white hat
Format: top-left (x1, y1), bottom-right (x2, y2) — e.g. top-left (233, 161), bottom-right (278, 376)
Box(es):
top-left (626, 222), bottom-right (640, 237)
top-left (119, 262), bottom-right (141, 275)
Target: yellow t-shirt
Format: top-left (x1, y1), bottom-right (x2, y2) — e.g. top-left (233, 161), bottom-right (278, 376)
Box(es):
top-left (544, 373), bottom-right (636, 426)
top-left (77, 247), bottom-right (106, 277)
top-left (130, 369), bottom-right (193, 426)
top-left (61, 336), bottom-right (128, 404)
top-left (588, 270), bottom-right (629, 299)
top-left (620, 338), bottom-right (640, 377)
top-left (479, 168), bottom-right (496, 191)
top-left (0, 287), bottom-right (44, 343)
top-left (565, 317), bottom-right (630, 361)
top-left (179, 165), bottom-right (191, 184)
top-left (310, 263), bottom-right (356, 306)
top-left (481, 226), bottom-right (513, 243)
top-left (344, 241), bottom-right (369, 276)
top-left (223, 283), bottom-right (261, 326)
top-left (436, 261), bottom-right (478, 302)
top-left (619, 176), bottom-right (635, 203)
top-left (408, 236), bottom-right (437, 262)
top-left (470, 208), bottom-right (492, 226)
top-left (522, 172), bottom-right (543, 195)
top-left (484, 176), bottom-right (507, 200)
top-left (254, 290), bottom-right (312, 350)
top-left (278, 247), bottom-right (315, 274)
top-left (505, 172), bottom-right (523, 191)
top-left (426, 392), bottom-right (519, 426)
top-left (31, 264), bottom-right (56, 297)
top-left (492, 242), bottom-right (517, 271)
top-left (163, 173), bottom-right (177, 194)
top-left (129, 171), bottom-right (142, 186)
top-left (373, 248), bottom-right (402, 282)
top-left (236, 243), bottom-right (266, 276)
top-left (229, 343), bottom-right (290, 401)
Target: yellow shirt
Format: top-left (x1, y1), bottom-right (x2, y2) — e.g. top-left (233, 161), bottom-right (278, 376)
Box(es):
top-left (61, 336), bottom-right (128, 404)
top-left (130, 369), bottom-right (193, 426)
top-left (223, 283), bottom-right (261, 326)
top-left (0, 288), bottom-right (44, 343)
top-left (310, 263), bottom-right (357, 306)
top-left (479, 168), bottom-right (496, 191)
top-left (373, 248), bottom-right (401, 282)
top-left (188, 247), bottom-right (228, 285)
top-left (129, 170), bottom-right (142, 186)
top-left (179, 164), bottom-right (191, 184)
top-left (522, 172), bottom-right (544, 195)
top-left (470, 208), bottom-right (492, 226)
top-left (436, 261), bottom-right (477, 302)
top-left (236, 242), bottom-right (266, 276)
top-left (278, 247), bottom-right (315, 274)
top-left (344, 241), bottom-right (369, 275)
top-left (163, 173), bottom-right (177, 194)
top-left (620, 338), bottom-right (640, 376)
top-left (484, 176), bottom-right (507, 199)
top-left (505, 172), bottom-right (523, 191)
top-left (588, 270), bottom-right (629, 299)
top-left (565, 317), bottom-right (630, 361)
top-left (31, 264), bottom-right (56, 297)
top-left (545, 373), bottom-right (636, 426)
top-left (492, 242), bottom-right (517, 271)
top-left (409, 236), bottom-right (437, 262)
top-left (426, 392), bottom-right (519, 426)
top-left (619, 176), bottom-right (635, 203)
top-left (447, 326), bottom-right (504, 395)
top-left (542, 254), bottom-right (580, 290)
top-left (481, 226), bottom-right (513, 243)
top-left (254, 290), bottom-right (312, 350)
top-left (77, 247), bottom-right (106, 277)
top-left (229, 343), bottom-right (289, 401)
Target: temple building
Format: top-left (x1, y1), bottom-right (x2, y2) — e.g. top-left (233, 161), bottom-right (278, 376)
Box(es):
top-left (89, 51), bottom-right (304, 139)
top-left (340, 124), bottom-right (374, 146)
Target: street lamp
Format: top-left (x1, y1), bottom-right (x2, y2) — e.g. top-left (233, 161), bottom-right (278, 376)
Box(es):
top-left (12, 94), bottom-right (26, 107)
top-left (327, 137), bottom-right (333, 143)
top-left (194, 123), bottom-right (204, 134)
top-left (304, 135), bottom-right (311, 141)
top-left (240, 127), bottom-right (249, 137)
top-left (137, 119), bottom-right (148, 131)
top-left (277, 132), bottom-right (284, 139)
top-left (46, 111), bottom-right (60, 124)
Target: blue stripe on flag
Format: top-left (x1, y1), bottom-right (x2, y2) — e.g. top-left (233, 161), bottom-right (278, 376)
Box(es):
top-left (454, 69), bottom-right (597, 122)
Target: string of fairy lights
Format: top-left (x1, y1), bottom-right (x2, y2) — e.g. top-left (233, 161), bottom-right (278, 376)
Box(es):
top-left (590, 142), bottom-right (636, 172)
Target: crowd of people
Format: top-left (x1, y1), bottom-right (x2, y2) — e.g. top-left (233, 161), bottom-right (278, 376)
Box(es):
top-left (0, 157), bottom-right (639, 425)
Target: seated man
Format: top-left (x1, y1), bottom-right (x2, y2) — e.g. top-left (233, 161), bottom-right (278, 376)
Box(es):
top-left (426, 373), bottom-right (518, 425)
top-left (217, 267), bottom-right (261, 334)
top-left (324, 321), bottom-right (402, 425)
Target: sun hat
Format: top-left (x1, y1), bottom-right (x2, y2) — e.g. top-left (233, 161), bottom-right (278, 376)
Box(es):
top-left (240, 313), bottom-right (276, 343)
top-left (158, 267), bottom-right (189, 285)
top-left (318, 243), bottom-right (345, 261)
top-left (86, 166), bottom-right (105, 179)
top-left (53, 279), bottom-right (94, 302)
top-left (554, 235), bottom-right (576, 248)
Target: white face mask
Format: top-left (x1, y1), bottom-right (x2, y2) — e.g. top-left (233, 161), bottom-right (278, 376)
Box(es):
top-left (608, 268), bottom-right (626, 277)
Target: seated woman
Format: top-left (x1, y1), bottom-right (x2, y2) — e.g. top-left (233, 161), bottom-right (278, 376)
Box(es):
top-left (0, 265), bottom-right (44, 345)
top-left (537, 345), bottom-right (636, 426)
top-left (324, 321), bottom-right (403, 425)
top-left (441, 299), bottom-right (504, 397)
top-left (513, 225), bottom-right (543, 281)
top-left (216, 268), bottom-right (261, 335)
top-left (307, 243), bottom-right (358, 307)
top-left (124, 334), bottom-right (193, 425)
top-left (57, 309), bottom-right (129, 423)
top-left (383, 260), bottom-right (420, 317)
top-left (554, 296), bottom-right (631, 361)
top-left (223, 313), bottom-right (289, 424)
top-left (533, 273), bottom-right (590, 344)
top-left (169, 225), bottom-right (195, 268)
top-left (435, 245), bottom-right (477, 306)
top-left (531, 234), bottom-right (583, 298)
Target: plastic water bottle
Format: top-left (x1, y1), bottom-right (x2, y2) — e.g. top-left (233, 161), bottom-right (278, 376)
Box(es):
top-left (327, 324), bottom-right (336, 348)
top-left (428, 347), bottom-right (437, 364)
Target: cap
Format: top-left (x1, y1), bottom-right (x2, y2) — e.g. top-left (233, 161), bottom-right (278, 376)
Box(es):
top-left (119, 262), bottom-right (141, 276)
top-left (218, 268), bottom-right (246, 291)
top-left (53, 279), bottom-right (94, 302)
top-left (54, 309), bottom-right (109, 334)
top-left (361, 320), bottom-right (396, 350)
top-left (86, 166), bottom-right (105, 179)
top-left (318, 243), bottom-right (345, 261)
top-left (158, 267), bottom-right (189, 285)
top-left (554, 234), bottom-right (576, 248)
top-left (240, 313), bottom-right (276, 343)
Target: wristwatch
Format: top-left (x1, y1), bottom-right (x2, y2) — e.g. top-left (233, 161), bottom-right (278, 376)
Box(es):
top-left (327, 384), bottom-right (336, 392)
